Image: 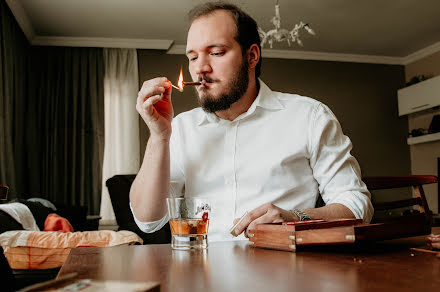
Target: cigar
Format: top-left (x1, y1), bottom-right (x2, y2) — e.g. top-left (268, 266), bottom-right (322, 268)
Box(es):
top-left (183, 81), bottom-right (203, 86)
top-left (229, 211), bottom-right (249, 237)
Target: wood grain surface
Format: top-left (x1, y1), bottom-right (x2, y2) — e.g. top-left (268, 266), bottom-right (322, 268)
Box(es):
top-left (58, 228), bottom-right (440, 292)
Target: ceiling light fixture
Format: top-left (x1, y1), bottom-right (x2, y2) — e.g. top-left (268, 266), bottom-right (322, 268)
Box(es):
top-left (258, 0), bottom-right (315, 48)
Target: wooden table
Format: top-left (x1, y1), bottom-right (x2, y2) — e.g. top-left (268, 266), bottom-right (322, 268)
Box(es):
top-left (59, 229), bottom-right (440, 292)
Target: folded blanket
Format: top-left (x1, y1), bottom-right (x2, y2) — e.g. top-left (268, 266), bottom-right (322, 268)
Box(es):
top-left (0, 230), bottom-right (143, 269)
top-left (0, 203), bottom-right (39, 231)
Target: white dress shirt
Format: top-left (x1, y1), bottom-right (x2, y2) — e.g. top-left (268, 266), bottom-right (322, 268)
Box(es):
top-left (132, 80), bottom-right (373, 242)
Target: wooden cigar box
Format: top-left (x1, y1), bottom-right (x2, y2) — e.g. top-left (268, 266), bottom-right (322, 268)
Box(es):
top-left (248, 214), bottom-right (430, 252)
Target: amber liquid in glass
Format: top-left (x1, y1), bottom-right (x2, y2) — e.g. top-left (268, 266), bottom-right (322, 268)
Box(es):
top-left (169, 219), bottom-right (209, 235)
top-left (169, 219), bottom-right (209, 249)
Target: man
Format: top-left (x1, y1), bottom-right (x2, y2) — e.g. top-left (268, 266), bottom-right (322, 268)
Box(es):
top-left (130, 2), bottom-right (373, 242)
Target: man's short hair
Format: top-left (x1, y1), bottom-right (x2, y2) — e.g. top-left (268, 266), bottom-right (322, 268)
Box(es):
top-left (188, 1), bottom-right (262, 78)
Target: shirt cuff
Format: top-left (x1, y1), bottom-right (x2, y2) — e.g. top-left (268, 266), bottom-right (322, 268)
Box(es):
top-left (129, 203), bottom-right (169, 233)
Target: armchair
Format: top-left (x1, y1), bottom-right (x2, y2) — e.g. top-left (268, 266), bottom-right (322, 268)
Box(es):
top-left (105, 175), bottom-right (171, 244)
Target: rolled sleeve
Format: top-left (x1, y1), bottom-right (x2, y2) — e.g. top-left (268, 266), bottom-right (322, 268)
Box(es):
top-left (325, 190), bottom-right (374, 223)
top-left (309, 103), bottom-right (374, 222)
top-left (129, 203), bottom-right (169, 233)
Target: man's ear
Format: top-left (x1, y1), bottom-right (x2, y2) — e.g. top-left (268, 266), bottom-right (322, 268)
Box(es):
top-left (247, 44), bottom-right (260, 69)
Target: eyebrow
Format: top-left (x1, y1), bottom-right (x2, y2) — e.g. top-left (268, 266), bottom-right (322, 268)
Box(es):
top-left (186, 43), bottom-right (229, 56)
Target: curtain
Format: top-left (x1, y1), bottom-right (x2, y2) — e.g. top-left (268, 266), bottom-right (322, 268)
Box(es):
top-left (2, 1), bottom-right (106, 215)
top-left (0, 1), bottom-right (31, 199)
top-left (100, 48), bottom-right (140, 224)
top-left (29, 47), bottom-right (105, 214)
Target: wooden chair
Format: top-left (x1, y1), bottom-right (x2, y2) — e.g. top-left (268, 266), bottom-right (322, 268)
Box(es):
top-left (362, 175), bottom-right (438, 234)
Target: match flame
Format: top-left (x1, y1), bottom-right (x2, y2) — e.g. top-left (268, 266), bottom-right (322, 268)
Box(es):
top-left (177, 67), bottom-right (184, 91)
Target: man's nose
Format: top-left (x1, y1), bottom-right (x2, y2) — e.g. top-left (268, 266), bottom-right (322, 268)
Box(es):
top-left (194, 56), bottom-right (212, 75)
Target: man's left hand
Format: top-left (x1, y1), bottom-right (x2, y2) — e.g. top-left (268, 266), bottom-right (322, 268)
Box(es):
top-left (231, 203), bottom-right (299, 237)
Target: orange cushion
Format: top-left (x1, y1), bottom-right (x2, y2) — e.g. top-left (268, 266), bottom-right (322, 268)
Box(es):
top-left (44, 213), bottom-right (74, 232)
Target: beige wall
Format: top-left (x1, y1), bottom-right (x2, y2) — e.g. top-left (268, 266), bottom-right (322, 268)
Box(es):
top-left (137, 49), bottom-right (410, 202)
top-left (405, 51), bottom-right (440, 213)
top-left (258, 58), bottom-right (408, 178)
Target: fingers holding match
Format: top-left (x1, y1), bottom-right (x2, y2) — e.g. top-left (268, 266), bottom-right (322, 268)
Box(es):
top-left (135, 77), bottom-right (174, 121)
top-left (138, 77), bottom-right (170, 99)
top-left (142, 95), bottom-right (162, 115)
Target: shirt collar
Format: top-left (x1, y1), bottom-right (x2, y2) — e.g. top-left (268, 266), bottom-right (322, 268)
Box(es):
top-left (197, 79), bottom-right (284, 126)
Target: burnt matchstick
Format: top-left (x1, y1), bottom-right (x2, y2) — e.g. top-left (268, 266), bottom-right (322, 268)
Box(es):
top-left (171, 84), bottom-right (181, 91)
top-left (229, 211), bottom-right (249, 237)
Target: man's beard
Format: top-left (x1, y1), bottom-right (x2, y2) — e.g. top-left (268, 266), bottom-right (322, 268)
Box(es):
top-left (198, 56), bottom-right (249, 113)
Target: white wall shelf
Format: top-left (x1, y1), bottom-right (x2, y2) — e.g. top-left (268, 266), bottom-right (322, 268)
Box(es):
top-left (398, 75), bottom-right (440, 116)
top-left (407, 132), bottom-right (440, 145)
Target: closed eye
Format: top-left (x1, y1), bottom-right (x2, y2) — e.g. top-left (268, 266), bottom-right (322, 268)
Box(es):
top-left (211, 51), bottom-right (225, 56)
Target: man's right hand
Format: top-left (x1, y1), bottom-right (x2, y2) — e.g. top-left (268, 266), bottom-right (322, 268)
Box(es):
top-left (136, 77), bottom-right (174, 140)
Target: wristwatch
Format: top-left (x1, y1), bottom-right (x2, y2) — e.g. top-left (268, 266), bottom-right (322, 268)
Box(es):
top-left (291, 209), bottom-right (312, 221)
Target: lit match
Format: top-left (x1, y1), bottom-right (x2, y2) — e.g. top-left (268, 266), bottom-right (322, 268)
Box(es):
top-left (171, 67), bottom-right (204, 92)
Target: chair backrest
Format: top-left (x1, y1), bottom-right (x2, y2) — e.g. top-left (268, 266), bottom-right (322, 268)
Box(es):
top-left (105, 174), bottom-right (171, 244)
top-left (105, 175), bottom-right (137, 229)
top-left (362, 175), bottom-right (437, 227)
top-left (0, 184), bottom-right (9, 200)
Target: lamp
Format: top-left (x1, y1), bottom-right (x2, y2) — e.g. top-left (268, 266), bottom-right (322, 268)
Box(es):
top-left (258, 0), bottom-right (315, 48)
